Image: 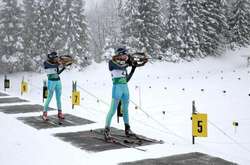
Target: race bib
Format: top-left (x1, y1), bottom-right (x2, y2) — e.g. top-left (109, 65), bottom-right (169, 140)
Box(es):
top-left (111, 69), bottom-right (126, 78)
top-left (45, 68), bottom-right (57, 74)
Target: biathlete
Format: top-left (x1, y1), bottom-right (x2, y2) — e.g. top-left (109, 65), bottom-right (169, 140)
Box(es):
top-left (104, 47), bottom-right (148, 141)
top-left (42, 52), bottom-right (72, 121)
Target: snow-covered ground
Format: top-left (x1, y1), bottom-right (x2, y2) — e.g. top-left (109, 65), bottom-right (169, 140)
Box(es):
top-left (1, 47), bottom-right (250, 165)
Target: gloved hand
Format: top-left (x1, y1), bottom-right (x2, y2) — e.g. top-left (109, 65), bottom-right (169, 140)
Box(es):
top-left (127, 55), bottom-right (133, 66)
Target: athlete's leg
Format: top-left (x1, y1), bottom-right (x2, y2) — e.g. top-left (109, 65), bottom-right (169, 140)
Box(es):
top-left (121, 84), bottom-right (129, 125)
top-left (55, 80), bottom-right (62, 111)
top-left (105, 84), bottom-right (123, 127)
top-left (44, 80), bottom-right (56, 112)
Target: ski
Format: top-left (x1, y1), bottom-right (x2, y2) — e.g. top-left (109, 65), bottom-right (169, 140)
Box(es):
top-left (112, 133), bottom-right (164, 144)
top-left (57, 113), bottom-right (65, 125)
top-left (123, 138), bottom-right (143, 145)
top-left (58, 118), bottom-right (63, 125)
top-left (41, 115), bottom-right (49, 122)
top-left (108, 133), bottom-right (143, 146)
top-left (90, 129), bottom-right (146, 152)
top-left (93, 136), bottom-right (146, 152)
top-left (41, 116), bottom-right (64, 125)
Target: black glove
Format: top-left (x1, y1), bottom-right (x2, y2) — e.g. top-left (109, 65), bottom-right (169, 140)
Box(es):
top-left (126, 55), bottom-right (133, 66)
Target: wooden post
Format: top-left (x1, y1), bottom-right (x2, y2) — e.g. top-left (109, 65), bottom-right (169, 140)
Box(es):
top-left (192, 100), bottom-right (197, 144)
top-left (72, 81), bottom-right (75, 109)
top-left (72, 81), bottom-right (77, 109)
top-left (21, 77), bottom-right (24, 95)
top-left (4, 75), bottom-right (7, 91)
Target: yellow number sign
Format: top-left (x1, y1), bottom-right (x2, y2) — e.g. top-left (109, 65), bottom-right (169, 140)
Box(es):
top-left (21, 81), bottom-right (28, 93)
top-left (192, 113), bottom-right (207, 137)
top-left (72, 91), bottom-right (80, 105)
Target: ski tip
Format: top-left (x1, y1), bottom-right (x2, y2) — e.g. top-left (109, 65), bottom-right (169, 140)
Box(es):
top-left (159, 140), bottom-right (164, 144)
top-left (41, 116), bottom-right (49, 121)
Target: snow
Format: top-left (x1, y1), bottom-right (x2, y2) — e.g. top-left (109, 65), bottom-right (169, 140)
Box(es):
top-left (1, 47), bottom-right (250, 165)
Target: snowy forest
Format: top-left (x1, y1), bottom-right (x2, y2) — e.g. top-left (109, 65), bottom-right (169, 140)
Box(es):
top-left (0, 0), bottom-right (250, 73)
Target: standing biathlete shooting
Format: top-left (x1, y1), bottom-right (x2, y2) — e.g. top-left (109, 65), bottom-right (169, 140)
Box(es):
top-left (104, 48), bottom-right (148, 141)
top-left (42, 51), bottom-right (74, 121)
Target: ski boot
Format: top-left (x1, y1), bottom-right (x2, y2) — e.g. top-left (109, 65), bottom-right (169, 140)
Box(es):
top-left (42, 111), bottom-right (48, 121)
top-left (125, 124), bottom-right (135, 137)
top-left (104, 127), bottom-right (112, 142)
top-left (58, 111), bottom-right (65, 120)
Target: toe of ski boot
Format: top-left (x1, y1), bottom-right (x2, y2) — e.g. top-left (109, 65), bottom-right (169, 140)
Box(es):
top-left (104, 127), bottom-right (112, 141)
top-left (58, 112), bottom-right (65, 119)
top-left (42, 112), bottom-right (48, 121)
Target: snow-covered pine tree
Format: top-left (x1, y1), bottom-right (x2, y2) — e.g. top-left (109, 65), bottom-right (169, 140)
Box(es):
top-left (87, 0), bottom-right (126, 62)
top-left (45, 0), bottom-right (64, 52)
top-left (121, 0), bottom-right (164, 57)
top-left (221, 0), bottom-right (232, 47)
top-left (98, 0), bottom-right (123, 61)
top-left (0, 0), bottom-right (24, 73)
top-left (180, 0), bottom-right (203, 59)
top-left (87, 3), bottom-right (106, 62)
top-left (61, 0), bottom-right (91, 68)
top-left (200, 0), bottom-right (228, 56)
top-left (22, 0), bottom-right (38, 71)
top-left (102, 0), bottom-right (122, 50)
top-left (161, 0), bottom-right (170, 19)
top-left (61, 0), bottom-right (74, 55)
top-left (88, 0), bottom-right (123, 62)
top-left (137, 0), bottom-right (165, 57)
top-left (120, 0), bottom-right (143, 52)
top-left (229, 0), bottom-right (250, 48)
top-left (164, 0), bottom-right (182, 60)
top-left (32, 1), bottom-right (49, 70)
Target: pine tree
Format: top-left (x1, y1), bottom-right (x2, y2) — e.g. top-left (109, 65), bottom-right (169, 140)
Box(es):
top-left (61, 0), bottom-right (90, 68)
top-left (161, 0), bottom-right (170, 19)
top-left (120, 0), bottom-right (143, 52)
top-left (137, 0), bottom-right (165, 57)
top-left (92, 0), bottom-right (123, 62)
top-left (0, 0), bottom-right (24, 72)
top-left (180, 0), bottom-right (203, 59)
top-left (221, 0), bottom-right (232, 46)
top-left (45, 0), bottom-right (64, 51)
top-left (121, 0), bottom-right (164, 57)
top-left (102, 0), bottom-right (122, 50)
top-left (31, 0), bottom-right (65, 71)
top-left (22, 0), bottom-right (37, 71)
top-left (164, 0), bottom-right (182, 60)
top-left (32, 1), bottom-right (49, 69)
top-left (200, 0), bottom-right (228, 56)
top-left (229, 0), bottom-right (250, 48)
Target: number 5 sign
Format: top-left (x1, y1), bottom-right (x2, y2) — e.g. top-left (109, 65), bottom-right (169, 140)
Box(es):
top-left (192, 113), bottom-right (207, 137)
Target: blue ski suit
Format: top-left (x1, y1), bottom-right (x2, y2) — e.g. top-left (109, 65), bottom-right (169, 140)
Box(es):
top-left (105, 60), bottom-right (136, 127)
top-left (43, 60), bottom-right (65, 112)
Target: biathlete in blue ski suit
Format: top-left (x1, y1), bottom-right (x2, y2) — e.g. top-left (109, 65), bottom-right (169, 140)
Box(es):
top-left (42, 52), bottom-right (65, 121)
top-left (104, 48), bottom-right (137, 141)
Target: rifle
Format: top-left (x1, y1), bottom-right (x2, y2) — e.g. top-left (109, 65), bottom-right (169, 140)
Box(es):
top-left (59, 55), bottom-right (75, 66)
top-left (112, 52), bottom-right (162, 67)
